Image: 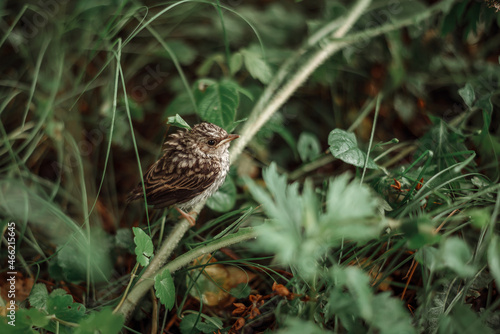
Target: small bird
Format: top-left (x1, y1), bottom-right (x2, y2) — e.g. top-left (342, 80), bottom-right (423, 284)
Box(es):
top-left (127, 122), bottom-right (239, 226)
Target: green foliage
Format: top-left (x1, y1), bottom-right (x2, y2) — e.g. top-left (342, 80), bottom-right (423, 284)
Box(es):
top-left (328, 267), bottom-right (416, 334)
top-left (328, 129), bottom-right (378, 169)
top-left (133, 227), bottom-right (154, 267)
top-left (167, 114), bottom-right (192, 130)
top-left (206, 176), bottom-right (236, 212)
top-left (154, 269), bottom-right (176, 311)
top-left (196, 80), bottom-right (240, 129)
top-left (458, 83), bottom-right (476, 109)
top-left (274, 318), bottom-right (333, 334)
top-left (230, 283), bottom-right (251, 299)
top-left (241, 46), bottom-right (273, 84)
top-left (487, 236), bottom-right (500, 286)
top-left (74, 308), bottom-right (124, 334)
top-left (46, 294), bottom-right (86, 324)
top-left (297, 132), bottom-right (321, 162)
top-left (179, 313), bottom-right (223, 334)
top-left (29, 283), bottom-right (49, 309)
top-left (245, 163), bottom-right (385, 279)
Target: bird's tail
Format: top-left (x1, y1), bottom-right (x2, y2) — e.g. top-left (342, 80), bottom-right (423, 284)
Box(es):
top-left (126, 187), bottom-right (144, 203)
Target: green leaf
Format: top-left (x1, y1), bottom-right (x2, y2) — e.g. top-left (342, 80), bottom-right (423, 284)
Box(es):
top-left (439, 304), bottom-right (494, 334)
top-left (197, 80), bottom-right (239, 129)
top-left (179, 314), bottom-right (200, 334)
top-left (114, 228), bottom-right (134, 249)
top-left (197, 54), bottom-right (225, 77)
top-left (75, 308), bottom-right (124, 334)
top-left (332, 267), bottom-right (373, 320)
top-left (46, 294), bottom-right (86, 323)
top-left (371, 293), bottom-right (416, 334)
top-left (230, 283), bottom-right (251, 299)
top-left (55, 229), bottom-right (113, 283)
top-left (274, 318), bottom-right (333, 334)
top-left (206, 176), bottom-right (236, 212)
top-left (241, 48), bottom-right (273, 84)
top-left (297, 132), bottom-right (321, 162)
top-left (229, 52), bottom-right (243, 75)
top-left (328, 129), bottom-right (378, 169)
top-left (488, 235), bottom-right (500, 286)
top-left (166, 114), bottom-right (192, 130)
top-left (441, 237), bottom-right (475, 277)
top-left (196, 318), bottom-right (222, 334)
top-left (158, 40), bottom-right (197, 66)
top-left (467, 208), bottom-right (491, 228)
top-left (133, 227), bottom-right (154, 267)
top-left (401, 217), bottom-right (441, 249)
top-left (1, 308), bottom-right (39, 333)
top-left (154, 269), bottom-right (175, 311)
top-left (245, 164), bottom-right (383, 280)
top-left (458, 83), bottom-right (475, 109)
top-left (50, 288), bottom-right (68, 297)
top-left (29, 283), bottom-right (49, 310)
top-left (179, 314), bottom-right (222, 334)
top-left (18, 308), bottom-right (50, 328)
top-left (475, 94), bottom-right (492, 113)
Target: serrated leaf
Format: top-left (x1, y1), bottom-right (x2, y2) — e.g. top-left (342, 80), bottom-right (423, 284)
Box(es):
top-left (488, 235), bottom-right (500, 286)
top-left (49, 288), bottom-right (68, 297)
top-left (154, 269), bottom-right (175, 311)
top-left (75, 307), bottom-right (124, 334)
top-left (197, 80), bottom-right (239, 129)
top-left (166, 114), bottom-right (191, 130)
top-left (206, 176), bottom-right (236, 212)
top-left (245, 164), bottom-right (382, 280)
top-left (46, 294), bottom-right (86, 323)
top-left (298, 132), bottom-right (321, 162)
top-left (241, 48), bottom-right (273, 84)
top-left (328, 129), bottom-right (378, 169)
top-left (29, 283), bottom-right (49, 310)
top-left (133, 227), bottom-right (154, 267)
top-left (458, 83), bottom-right (475, 109)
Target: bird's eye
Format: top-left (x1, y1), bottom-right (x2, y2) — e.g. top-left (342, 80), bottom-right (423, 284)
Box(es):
top-left (207, 139), bottom-right (216, 146)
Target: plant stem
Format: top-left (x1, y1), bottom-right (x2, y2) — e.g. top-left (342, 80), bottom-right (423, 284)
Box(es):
top-left (116, 227), bottom-right (257, 319)
top-left (230, 0), bottom-right (373, 162)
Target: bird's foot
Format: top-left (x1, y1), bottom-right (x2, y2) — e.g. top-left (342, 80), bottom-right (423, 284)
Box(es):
top-left (175, 207), bottom-right (197, 226)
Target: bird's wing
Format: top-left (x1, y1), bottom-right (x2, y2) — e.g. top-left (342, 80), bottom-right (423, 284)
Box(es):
top-left (127, 152), bottom-right (219, 208)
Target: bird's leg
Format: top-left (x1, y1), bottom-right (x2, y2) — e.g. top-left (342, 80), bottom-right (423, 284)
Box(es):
top-left (175, 207), bottom-right (197, 226)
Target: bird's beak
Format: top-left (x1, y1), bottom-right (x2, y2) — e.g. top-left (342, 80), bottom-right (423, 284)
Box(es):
top-left (218, 134), bottom-right (239, 147)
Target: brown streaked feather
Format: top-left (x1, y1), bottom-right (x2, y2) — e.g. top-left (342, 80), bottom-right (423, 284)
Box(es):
top-left (127, 150), bottom-right (219, 209)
